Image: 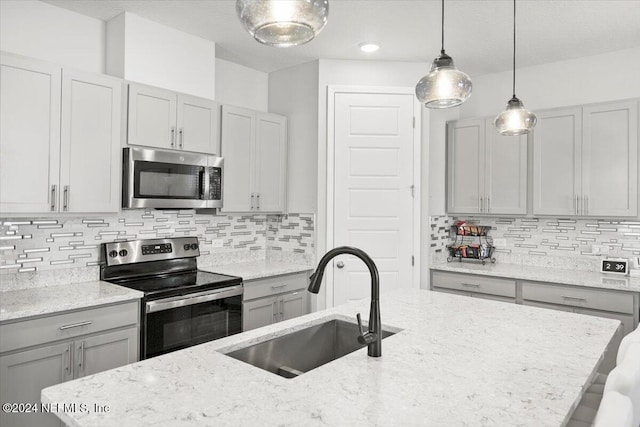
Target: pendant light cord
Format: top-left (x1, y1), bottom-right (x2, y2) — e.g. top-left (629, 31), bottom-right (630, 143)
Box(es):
top-left (512, 0), bottom-right (516, 97)
top-left (441, 0), bottom-right (445, 54)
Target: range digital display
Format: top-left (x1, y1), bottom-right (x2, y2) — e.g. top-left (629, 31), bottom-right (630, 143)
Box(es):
top-left (601, 259), bottom-right (628, 275)
top-left (142, 243), bottom-right (173, 255)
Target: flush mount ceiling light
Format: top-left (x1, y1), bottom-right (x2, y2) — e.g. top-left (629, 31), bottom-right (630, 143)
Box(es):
top-left (415, 0), bottom-right (472, 108)
top-left (494, 0), bottom-right (537, 135)
top-left (359, 42), bottom-right (380, 53)
top-left (236, 0), bottom-right (329, 47)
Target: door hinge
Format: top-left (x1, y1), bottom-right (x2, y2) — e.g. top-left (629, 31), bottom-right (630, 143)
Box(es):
top-left (411, 255), bottom-right (415, 266)
top-left (412, 117), bottom-right (415, 128)
top-left (410, 185), bottom-right (415, 198)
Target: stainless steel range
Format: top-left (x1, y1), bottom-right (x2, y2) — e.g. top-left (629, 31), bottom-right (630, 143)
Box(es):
top-left (101, 237), bottom-right (243, 359)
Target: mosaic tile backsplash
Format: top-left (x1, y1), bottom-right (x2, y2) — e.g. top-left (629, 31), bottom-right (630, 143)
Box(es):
top-left (0, 210), bottom-right (315, 289)
top-left (429, 215), bottom-right (640, 273)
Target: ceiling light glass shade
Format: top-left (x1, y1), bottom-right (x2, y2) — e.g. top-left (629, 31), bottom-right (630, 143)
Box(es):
top-left (494, 96), bottom-right (537, 136)
top-left (236, 0), bottom-right (329, 47)
top-left (415, 53), bottom-right (472, 108)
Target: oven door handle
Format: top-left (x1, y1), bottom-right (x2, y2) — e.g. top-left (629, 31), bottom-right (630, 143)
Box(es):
top-left (145, 285), bottom-right (243, 313)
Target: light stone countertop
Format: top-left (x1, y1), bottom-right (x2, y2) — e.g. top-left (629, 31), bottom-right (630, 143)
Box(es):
top-left (41, 289), bottom-right (619, 427)
top-left (431, 261), bottom-right (640, 293)
top-left (200, 260), bottom-right (313, 281)
top-left (0, 281), bottom-right (143, 323)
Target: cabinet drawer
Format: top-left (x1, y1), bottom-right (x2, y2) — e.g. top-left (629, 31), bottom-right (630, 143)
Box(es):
top-left (243, 272), bottom-right (308, 301)
top-left (521, 281), bottom-right (634, 315)
top-left (431, 271), bottom-right (516, 298)
top-left (0, 301), bottom-right (139, 354)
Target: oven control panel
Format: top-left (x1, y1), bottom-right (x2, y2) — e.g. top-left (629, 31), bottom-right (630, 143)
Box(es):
top-left (103, 237), bottom-right (200, 266)
top-left (142, 243), bottom-right (173, 255)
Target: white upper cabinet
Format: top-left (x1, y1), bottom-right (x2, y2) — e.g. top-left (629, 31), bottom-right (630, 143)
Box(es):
top-left (581, 100), bottom-right (638, 217)
top-left (0, 53), bottom-right (122, 214)
top-left (60, 69), bottom-right (122, 213)
top-left (532, 107), bottom-right (582, 216)
top-left (1, 53), bottom-right (61, 213)
top-left (447, 118), bottom-right (527, 215)
top-left (533, 100), bottom-right (638, 217)
top-left (127, 83), bottom-right (219, 155)
top-left (221, 105), bottom-right (287, 213)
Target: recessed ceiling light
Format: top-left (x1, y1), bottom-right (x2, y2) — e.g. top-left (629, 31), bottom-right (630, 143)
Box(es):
top-left (359, 42), bottom-right (380, 53)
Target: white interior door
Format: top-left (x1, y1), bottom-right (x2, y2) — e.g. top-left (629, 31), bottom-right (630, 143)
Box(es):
top-left (333, 92), bottom-right (415, 306)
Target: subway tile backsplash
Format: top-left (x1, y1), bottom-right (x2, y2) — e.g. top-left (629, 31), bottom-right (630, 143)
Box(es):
top-left (0, 210), bottom-right (315, 290)
top-left (430, 215), bottom-right (640, 272)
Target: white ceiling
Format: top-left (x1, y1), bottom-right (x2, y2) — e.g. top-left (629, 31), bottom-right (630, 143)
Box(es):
top-left (42, 0), bottom-right (640, 76)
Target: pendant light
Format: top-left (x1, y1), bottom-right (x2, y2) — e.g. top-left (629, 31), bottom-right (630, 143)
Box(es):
top-left (236, 0), bottom-right (329, 47)
top-left (415, 0), bottom-right (472, 108)
top-left (494, 0), bottom-right (537, 135)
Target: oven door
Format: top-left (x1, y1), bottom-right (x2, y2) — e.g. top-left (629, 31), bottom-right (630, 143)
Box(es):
top-left (143, 285), bottom-right (243, 359)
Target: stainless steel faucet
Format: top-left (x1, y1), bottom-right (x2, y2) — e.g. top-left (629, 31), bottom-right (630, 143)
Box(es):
top-left (308, 246), bottom-right (382, 357)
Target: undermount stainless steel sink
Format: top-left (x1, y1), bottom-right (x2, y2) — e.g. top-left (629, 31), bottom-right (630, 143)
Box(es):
top-left (224, 319), bottom-right (397, 378)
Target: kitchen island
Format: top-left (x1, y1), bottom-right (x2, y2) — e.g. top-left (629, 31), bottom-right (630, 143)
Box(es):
top-left (41, 289), bottom-right (619, 426)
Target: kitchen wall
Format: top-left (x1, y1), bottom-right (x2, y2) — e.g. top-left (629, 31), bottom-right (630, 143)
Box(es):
top-left (216, 58), bottom-right (268, 111)
top-left (268, 61), bottom-right (319, 214)
top-left (0, 212), bottom-right (315, 291)
top-left (429, 215), bottom-right (640, 275)
top-left (0, 0), bottom-right (105, 73)
top-left (106, 12), bottom-right (216, 99)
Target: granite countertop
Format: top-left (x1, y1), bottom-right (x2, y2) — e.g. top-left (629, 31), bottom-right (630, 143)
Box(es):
top-left (42, 289), bottom-right (619, 427)
top-left (0, 281), bottom-right (143, 323)
top-left (201, 260), bottom-right (313, 281)
top-left (431, 261), bottom-right (640, 292)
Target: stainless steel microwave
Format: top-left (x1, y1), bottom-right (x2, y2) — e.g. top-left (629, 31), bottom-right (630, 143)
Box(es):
top-left (122, 147), bottom-right (223, 209)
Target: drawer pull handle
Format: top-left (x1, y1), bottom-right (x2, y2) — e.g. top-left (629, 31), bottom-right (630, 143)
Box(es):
top-left (271, 284), bottom-right (287, 290)
top-left (461, 283), bottom-right (480, 288)
top-left (59, 321), bottom-right (92, 330)
top-left (561, 295), bottom-right (587, 302)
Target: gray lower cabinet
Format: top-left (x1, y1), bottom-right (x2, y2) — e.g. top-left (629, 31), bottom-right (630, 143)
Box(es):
top-left (0, 301), bottom-right (139, 427)
top-left (243, 272), bottom-right (309, 332)
top-left (431, 270), bottom-right (640, 373)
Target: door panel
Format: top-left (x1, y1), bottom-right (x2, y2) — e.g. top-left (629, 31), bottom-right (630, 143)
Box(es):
top-left (0, 54), bottom-right (61, 213)
top-left (77, 328), bottom-right (138, 378)
top-left (333, 92), bottom-right (415, 306)
top-left (255, 113), bottom-right (287, 212)
top-left (582, 100), bottom-right (638, 217)
top-left (0, 342), bottom-right (71, 427)
top-left (446, 119), bottom-right (484, 214)
top-left (533, 108), bottom-right (582, 215)
top-left (484, 122), bottom-right (528, 214)
top-left (60, 70), bottom-right (121, 213)
top-left (177, 95), bottom-right (219, 155)
top-left (127, 84), bottom-right (176, 149)
top-left (281, 292), bottom-right (307, 322)
top-left (243, 297), bottom-right (277, 331)
top-left (221, 106), bottom-right (255, 212)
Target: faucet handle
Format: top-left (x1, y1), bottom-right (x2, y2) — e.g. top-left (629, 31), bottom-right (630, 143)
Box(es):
top-left (356, 313), bottom-right (374, 345)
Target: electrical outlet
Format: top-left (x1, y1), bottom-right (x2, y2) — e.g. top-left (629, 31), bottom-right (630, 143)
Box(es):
top-left (493, 238), bottom-right (507, 247)
top-left (211, 239), bottom-right (224, 248)
top-left (592, 244), bottom-right (610, 255)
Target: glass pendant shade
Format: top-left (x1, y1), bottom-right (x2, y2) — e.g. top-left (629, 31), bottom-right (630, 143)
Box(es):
top-left (416, 52), bottom-right (472, 108)
top-left (236, 0), bottom-right (329, 47)
top-left (494, 96), bottom-right (537, 136)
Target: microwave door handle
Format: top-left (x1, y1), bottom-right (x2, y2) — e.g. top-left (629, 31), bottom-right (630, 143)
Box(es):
top-left (199, 168), bottom-right (206, 200)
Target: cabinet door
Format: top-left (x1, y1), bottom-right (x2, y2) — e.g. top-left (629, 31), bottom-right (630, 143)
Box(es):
top-left (280, 291), bottom-right (308, 322)
top-left (581, 100), bottom-right (638, 217)
top-left (75, 327), bottom-right (138, 378)
top-left (532, 107), bottom-right (582, 215)
top-left (127, 83), bottom-right (177, 149)
top-left (484, 120), bottom-right (528, 214)
top-left (221, 105), bottom-right (255, 212)
top-left (0, 342), bottom-right (72, 427)
top-left (255, 113), bottom-right (287, 213)
top-left (446, 119), bottom-right (484, 214)
top-left (243, 296), bottom-right (277, 331)
top-left (0, 53), bottom-right (61, 213)
top-left (177, 94), bottom-right (219, 155)
top-left (60, 70), bottom-right (122, 213)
